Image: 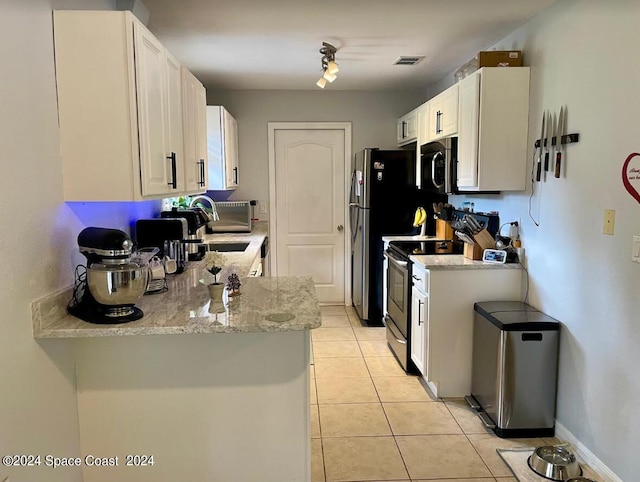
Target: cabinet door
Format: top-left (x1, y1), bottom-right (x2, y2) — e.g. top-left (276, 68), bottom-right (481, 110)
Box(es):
top-left (165, 51), bottom-right (184, 192)
top-left (181, 69), bottom-right (197, 191)
top-left (223, 109), bottom-right (239, 189)
top-left (194, 82), bottom-right (208, 189)
top-left (427, 85), bottom-right (459, 141)
top-left (134, 22), bottom-right (171, 196)
top-left (410, 286), bottom-right (427, 376)
top-left (457, 72), bottom-right (480, 189)
top-left (181, 68), bottom-right (207, 193)
top-left (397, 109), bottom-right (417, 146)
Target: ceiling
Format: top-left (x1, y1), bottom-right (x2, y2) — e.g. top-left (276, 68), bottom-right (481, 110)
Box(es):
top-left (142, 0), bottom-right (557, 91)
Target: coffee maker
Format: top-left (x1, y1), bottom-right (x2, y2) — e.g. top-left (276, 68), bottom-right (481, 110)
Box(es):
top-left (68, 227), bottom-right (149, 324)
top-left (160, 207), bottom-right (211, 260)
top-left (136, 218), bottom-right (189, 273)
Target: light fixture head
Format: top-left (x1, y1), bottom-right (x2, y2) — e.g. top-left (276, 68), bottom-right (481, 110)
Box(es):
top-left (316, 77), bottom-right (327, 89)
top-left (326, 60), bottom-right (339, 75)
top-left (322, 70), bottom-right (337, 82)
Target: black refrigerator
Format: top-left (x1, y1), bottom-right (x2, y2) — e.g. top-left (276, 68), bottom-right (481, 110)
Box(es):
top-left (349, 148), bottom-right (446, 325)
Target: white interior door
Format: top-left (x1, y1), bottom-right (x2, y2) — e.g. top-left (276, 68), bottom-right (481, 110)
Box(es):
top-left (271, 126), bottom-right (348, 304)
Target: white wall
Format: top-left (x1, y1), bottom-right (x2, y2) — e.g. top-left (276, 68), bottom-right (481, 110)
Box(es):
top-left (436, 1), bottom-right (639, 479)
top-left (205, 89), bottom-right (426, 217)
top-left (0, 1), bottom-right (162, 481)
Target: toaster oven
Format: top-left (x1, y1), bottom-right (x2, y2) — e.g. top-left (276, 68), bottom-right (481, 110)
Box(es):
top-left (209, 201), bottom-right (253, 232)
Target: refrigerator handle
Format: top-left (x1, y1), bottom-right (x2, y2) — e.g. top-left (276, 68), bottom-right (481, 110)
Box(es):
top-left (349, 170), bottom-right (356, 203)
top-left (350, 207), bottom-right (360, 244)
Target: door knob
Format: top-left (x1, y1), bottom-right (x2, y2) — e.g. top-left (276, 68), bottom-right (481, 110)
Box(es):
top-left (337, 225), bottom-right (344, 232)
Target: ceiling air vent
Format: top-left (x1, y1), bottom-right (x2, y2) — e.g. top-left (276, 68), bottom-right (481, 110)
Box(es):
top-left (394, 56), bottom-right (425, 66)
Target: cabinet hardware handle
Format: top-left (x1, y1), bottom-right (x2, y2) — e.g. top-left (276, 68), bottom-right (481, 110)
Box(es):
top-left (402, 120), bottom-right (407, 139)
top-left (418, 300), bottom-right (424, 325)
top-left (412, 275), bottom-right (420, 281)
top-left (167, 152), bottom-right (177, 189)
top-left (435, 111), bottom-right (443, 134)
top-left (198, 159), bottom-right (205, 187)
top-left (233, 166), bottom-right (238, 185)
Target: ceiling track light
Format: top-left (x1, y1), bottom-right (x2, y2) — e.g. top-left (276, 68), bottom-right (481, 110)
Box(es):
top-left (316, 41), bottom-right (339, 88)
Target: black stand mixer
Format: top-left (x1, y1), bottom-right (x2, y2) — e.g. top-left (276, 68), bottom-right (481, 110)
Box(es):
top-left (68, 227), bottom-right (149, 324)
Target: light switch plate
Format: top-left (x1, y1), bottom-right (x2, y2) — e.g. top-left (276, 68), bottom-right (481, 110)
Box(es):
top-left (259, 202), bottom-right (267, 214)
top-left (603, 209), bottom-right (615, 235)
top-left (632, 236), bottom-right (640, 263)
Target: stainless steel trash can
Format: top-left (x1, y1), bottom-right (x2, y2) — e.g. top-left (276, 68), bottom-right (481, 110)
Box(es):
top-left (466, 301), bottom-right (559, 438)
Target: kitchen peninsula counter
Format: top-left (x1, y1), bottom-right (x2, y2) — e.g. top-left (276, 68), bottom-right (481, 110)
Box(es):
top-left (32, 222), bottom-right (321, 338)
top-left (33, 222), bottom-right (317, 482)
top-left (33, 275), bottom-right (320, 338)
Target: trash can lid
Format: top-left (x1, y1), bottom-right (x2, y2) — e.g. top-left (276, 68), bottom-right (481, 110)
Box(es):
top-left (474, 301), bottom-right (559, 331)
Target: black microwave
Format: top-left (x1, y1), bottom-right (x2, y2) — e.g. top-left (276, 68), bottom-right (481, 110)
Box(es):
top-left (420, 137), bottom-right (457, 194)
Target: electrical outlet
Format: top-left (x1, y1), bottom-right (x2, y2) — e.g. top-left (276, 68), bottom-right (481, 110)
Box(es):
top-left (259, 203), bottom-right (267, 214)
top-left (603, 209), bottom-right (615, 235)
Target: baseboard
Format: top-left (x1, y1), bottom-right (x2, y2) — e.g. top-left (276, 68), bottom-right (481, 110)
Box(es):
top-left (555, 421), bottom-right (623, 482)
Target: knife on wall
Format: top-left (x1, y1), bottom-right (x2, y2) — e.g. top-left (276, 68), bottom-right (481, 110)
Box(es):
top-left (555, 106), bottom-right (566, 178)
top-left (536, 110), bottom-right (545, 182)
top-left (544, 111), bottom-right (552, 172)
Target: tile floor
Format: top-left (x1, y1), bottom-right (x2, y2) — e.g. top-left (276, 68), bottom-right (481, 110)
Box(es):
top-left (311, 305), bottom-right (560, 482)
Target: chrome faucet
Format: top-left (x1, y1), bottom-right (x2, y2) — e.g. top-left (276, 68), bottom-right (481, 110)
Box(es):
top-left (189, 195), bottom-right (220, 224)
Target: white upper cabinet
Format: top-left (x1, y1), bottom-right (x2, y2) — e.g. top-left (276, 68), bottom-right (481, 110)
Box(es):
top-left (426, 84), bottom-right (459, 142)
top-left (54, 10), bottom-right (187, 201)
top-left (207, 106), bottom-right (239, 190)
top-left (397, 108), bottom-right (418, 146)
top-left (134, 21), bottom-right (183, 196)
top-left (181, 67), bottom-right (208, 193)
top-left (456, 67), bottom-right (530, 192)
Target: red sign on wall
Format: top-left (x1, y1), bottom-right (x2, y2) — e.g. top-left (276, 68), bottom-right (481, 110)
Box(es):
top-left (622, 153), bottom-right (640, 204)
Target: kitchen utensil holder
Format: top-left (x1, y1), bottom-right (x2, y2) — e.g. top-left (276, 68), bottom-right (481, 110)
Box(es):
top-left (464, 243), bottom-right (483, 260)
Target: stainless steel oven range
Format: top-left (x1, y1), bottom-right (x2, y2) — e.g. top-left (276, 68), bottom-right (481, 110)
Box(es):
top-left (384, 240), bottom-right (462, 373)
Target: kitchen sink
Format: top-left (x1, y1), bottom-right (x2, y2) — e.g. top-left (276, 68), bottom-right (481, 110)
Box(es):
top-left (207, 242), bottom-right (250, 252)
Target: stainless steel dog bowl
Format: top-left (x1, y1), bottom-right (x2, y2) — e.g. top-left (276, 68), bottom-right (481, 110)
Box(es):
top-left (527, 446), bottom-right (582, 481)
top-left (87, 263), bottom-right (149, 307)
top-left (565, 478), bottom-right (597, 482)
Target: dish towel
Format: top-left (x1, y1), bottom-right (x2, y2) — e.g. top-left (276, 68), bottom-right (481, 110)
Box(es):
top-left (496, 446), bottom-right (601, 482)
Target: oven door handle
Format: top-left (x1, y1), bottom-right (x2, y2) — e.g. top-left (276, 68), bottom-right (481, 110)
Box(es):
top-left (384, 249), bottom-right (408, 267)
top-left (385, 316), bottom-right (407, 344)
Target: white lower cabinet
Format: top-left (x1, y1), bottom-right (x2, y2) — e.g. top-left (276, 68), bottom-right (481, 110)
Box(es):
top-left (410, 263), bottom-right (522, 398)
top-left (410, 285), bottom-right (427, 376)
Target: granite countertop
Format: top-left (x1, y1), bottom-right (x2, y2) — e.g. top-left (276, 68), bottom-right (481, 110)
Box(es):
top-left (410, 254), bottom-right (522, 270)
top-left (200, 222), bottom-right (268, 279)
top-left (32, 223), bottom-right (322, 338)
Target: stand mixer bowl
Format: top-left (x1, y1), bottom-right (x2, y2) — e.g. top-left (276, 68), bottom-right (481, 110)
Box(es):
top-left (87, 263), bottom-right (149, 316)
